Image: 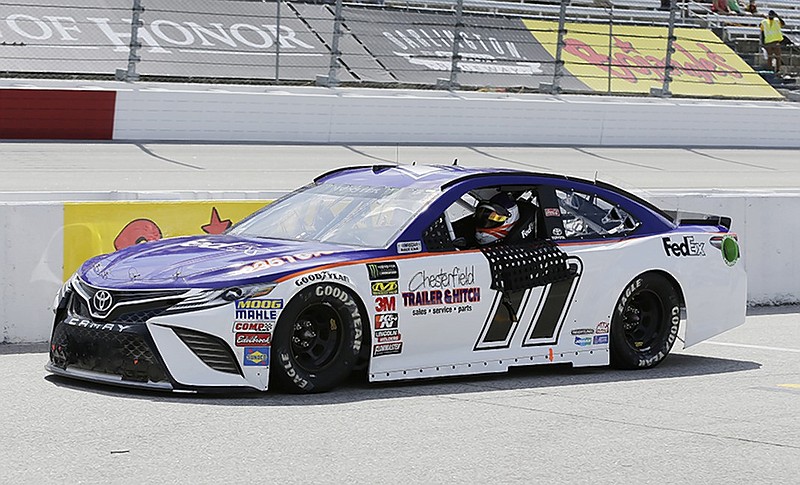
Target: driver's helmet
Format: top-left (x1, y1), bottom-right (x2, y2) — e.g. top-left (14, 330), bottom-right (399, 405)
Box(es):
top-left (475, 193), bottom-right (520, 245)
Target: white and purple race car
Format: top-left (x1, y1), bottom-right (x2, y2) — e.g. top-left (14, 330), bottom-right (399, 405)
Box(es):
top-left (47, 164), bottom-right (746, 393)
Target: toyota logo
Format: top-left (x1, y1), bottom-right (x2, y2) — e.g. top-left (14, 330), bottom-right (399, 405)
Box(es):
top-left (93, 290), bottom-right (113, 313)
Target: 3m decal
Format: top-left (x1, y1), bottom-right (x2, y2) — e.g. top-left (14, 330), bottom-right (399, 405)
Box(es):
top-left (371, 280), bottom-right (399, 296)
top-left (374, 313), bottom-right (399, 330)
top-left (373, 342), bottom-right (403, 357)
top-left (233, 322), bottom-right (273, 333)
top-left (474, 257), bottom-right (583, 351)
top-left (235, 333), bottom-right (271, 347)
top-left (662, 236), bottom-right (705, 257)
top-left (397, 241), bottom-right (422, 254)
top-left (375, 296), bottom-right (397, 313)
top-left (366, 262), bottom-right (399, 281)
top-left (244, 347), bottom-right (270, 366)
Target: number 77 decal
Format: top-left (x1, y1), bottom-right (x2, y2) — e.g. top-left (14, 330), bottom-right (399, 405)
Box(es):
top-left (474, 258), bottom-right (583, 350)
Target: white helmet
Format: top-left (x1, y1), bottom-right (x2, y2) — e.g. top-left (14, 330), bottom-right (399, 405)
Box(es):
top-left (475, 194), bottom-right (520, 245)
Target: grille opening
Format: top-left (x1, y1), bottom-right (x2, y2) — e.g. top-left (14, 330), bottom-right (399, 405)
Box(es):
top-left (172, 327), bottom-right (242, 376)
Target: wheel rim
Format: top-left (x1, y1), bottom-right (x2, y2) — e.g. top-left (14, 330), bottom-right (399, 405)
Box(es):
top-left (290, 303), bottom-right (343, 373)
top-left (621, 290), bottom-right (665, 352)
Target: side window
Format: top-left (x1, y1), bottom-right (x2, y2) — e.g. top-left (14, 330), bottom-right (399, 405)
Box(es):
top-left (555, 189), bottom-right (639, 239)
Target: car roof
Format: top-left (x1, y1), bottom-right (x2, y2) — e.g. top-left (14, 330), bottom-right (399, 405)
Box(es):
top-left (314, 164), bottom-right (674, 224)
top-left (314, 164), bottom-right (568, 189)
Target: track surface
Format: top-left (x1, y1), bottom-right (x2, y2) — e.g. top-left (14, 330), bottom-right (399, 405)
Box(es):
top-left (2, 143), bottom-right (800, 193)
top-left (2, 308), bottom-right (799, 483)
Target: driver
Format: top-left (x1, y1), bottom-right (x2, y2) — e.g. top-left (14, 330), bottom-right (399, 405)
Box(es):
top-left (474, 193), bottom-right (520, 245)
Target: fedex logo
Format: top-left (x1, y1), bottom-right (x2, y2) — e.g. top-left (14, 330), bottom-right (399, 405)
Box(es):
top-left (662, 236), bottom-right (705, 257)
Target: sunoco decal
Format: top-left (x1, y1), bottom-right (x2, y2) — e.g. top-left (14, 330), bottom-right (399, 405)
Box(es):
top-left (244, 347), bottom-right (270, 366)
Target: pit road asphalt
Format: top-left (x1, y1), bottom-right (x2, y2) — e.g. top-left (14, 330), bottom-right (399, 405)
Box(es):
top-left (1, 307), bottom-right (799, 484)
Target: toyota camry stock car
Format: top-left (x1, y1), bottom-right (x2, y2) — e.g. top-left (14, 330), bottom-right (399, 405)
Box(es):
top-left (47, 164), bottom-right (746, 393)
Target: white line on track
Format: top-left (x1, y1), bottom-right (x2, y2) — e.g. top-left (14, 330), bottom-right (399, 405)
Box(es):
top-left (701, 341), bottom-right (800, 353)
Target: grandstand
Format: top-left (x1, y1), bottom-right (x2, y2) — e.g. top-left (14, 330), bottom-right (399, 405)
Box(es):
top-left (379, 0), bottom-right (799, 76)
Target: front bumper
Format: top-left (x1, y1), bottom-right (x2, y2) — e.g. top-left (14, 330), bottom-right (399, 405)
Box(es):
top-left (47, 287), bottom-right (268, 392)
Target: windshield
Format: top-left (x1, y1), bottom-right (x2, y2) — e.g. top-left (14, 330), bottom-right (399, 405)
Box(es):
top-left (229, 183), bottom-right (440, 247)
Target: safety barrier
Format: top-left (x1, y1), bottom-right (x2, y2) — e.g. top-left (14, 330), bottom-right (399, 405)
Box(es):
top-left (2, 82), bottom-right (800, 146)
top-left (2, 189), bottom-right (798, 343)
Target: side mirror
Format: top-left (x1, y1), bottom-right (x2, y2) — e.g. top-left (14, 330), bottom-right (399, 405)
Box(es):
top-left (453, 237), bottom-right (468, 249)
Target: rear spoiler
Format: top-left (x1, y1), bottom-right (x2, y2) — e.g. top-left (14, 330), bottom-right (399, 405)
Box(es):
top-left (664, 211), bottom-right (732, 231)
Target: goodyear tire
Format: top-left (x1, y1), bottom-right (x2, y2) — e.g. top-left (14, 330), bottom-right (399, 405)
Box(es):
top-left (270, 284), bottom-right (365, 393)
top-left (610, 273), bottom-right (681, 370)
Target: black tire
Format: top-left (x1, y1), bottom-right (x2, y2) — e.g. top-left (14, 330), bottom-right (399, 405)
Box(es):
top-left (270, 284), bottom-right (365, 393)
top-left (610, 273), bottom-right (681, 370)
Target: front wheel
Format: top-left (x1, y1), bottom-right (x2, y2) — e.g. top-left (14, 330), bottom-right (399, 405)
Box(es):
top-left (270, 284), bottom-right (365, 393)
top-left (610, 273), bottom-right (681, 370)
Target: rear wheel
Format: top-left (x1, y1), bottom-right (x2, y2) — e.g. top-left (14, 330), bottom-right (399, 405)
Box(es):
top-left (271, 284), bottom-right (365, 393)
top-left (610, 273), bottom-right (681, 369)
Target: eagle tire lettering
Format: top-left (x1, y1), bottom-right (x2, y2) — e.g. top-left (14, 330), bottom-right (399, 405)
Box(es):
top-left (271, 284), bottom-right (364, 393)
top-left (610, 273), bottom-right (682, 370)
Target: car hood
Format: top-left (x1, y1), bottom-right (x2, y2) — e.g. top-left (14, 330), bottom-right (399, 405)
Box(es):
top-left (78, 235), bottom-right (381, 289)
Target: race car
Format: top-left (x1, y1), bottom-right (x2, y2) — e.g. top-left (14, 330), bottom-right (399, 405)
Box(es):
top-left (47, 164), bottom-right (746, 393)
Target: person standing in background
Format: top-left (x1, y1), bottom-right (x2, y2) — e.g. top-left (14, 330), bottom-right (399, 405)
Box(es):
top-left (760, 10), bottom-right (786, 71)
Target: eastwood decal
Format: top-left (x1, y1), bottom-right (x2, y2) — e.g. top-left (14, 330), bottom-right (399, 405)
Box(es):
top-left (233, 322), bottom-right (273, 333)
top-left (407, 266), bottom-right (475, 291)
top-left (243, 347), bottom-right (270, 366)
top-left (374, 313), bottom-right (399, 330)
top-left (294, 271), bottom-right (350, 287)
top-left (402, 288), bottom-right (480, 306)
top-left (65, 317), bottom-right (130, 333)
top-left (397, 241), bottom-right (422, 254)
top-left (371, 280), bottom-right (399, 296)
top-left (663, 236), bottom-right (705, 257)
top-left (235, 299), bottom-right (283, 321)
top-left (373, 342), bottom-right (403, 357)
top-left (366, 262), bottom-right (400, 281)
top-left (235, 333), bottom-right (271, 347)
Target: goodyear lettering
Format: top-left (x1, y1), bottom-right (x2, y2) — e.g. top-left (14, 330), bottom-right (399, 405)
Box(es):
top-left (280, 351), bottom-right (310, 389)
top-left (294, 271), bottom-right (350, 287)
top-left (617, 278), bottom-right (642, 315)
top-left (315, 284), bottom-right (362, 354)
